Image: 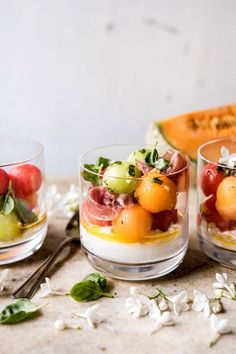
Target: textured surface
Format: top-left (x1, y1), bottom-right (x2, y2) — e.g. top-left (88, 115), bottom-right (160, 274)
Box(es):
top-left (0, 179), bottom-right (235, 354)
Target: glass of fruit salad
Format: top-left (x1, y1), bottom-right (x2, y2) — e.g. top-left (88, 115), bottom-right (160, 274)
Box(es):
top-left (0, 136), bottom-right (47, 264)
top-left (79, 144), bottom-right (190, 280)
top-left (198, 137), bottom-right (236, 268)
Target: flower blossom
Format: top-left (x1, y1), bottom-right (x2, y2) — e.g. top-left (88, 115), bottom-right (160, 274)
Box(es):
top-left (37, 277), bottom-right (66, 298)
top-left (75, 304), bottom-right (104, 328)
top-left (218, 146), bottom-right (236, 169)
top-left (192, 290), bottom-right (210, 317)
top-left (209, 314), bottom-right (233, 347)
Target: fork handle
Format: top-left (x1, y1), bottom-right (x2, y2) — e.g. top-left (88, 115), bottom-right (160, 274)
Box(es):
top-left (12, 236), bottom-right (79, 299)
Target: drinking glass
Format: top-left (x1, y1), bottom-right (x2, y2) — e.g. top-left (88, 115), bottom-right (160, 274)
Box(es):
top-left (0, 136), bottom-right (47, 264)
top-left (79, 145), bottom-right (189, 280)
top-left (197, 137), bottom-right (236, 268)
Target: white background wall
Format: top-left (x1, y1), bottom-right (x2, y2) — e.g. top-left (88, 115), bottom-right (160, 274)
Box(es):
top-left (0, 0), bottom-right (236, 176)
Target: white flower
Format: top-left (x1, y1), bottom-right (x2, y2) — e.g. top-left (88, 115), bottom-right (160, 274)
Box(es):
top-left (213, 273), bottom-right (228, 289)
top-left (129, 286), bottom-right (140, 297)
top-left (209, 314), bottom-right (233, 347)
top-left (215, 289), bottom-right (224, 298)
top-left (54, 319), bottom-right (67, 330)
top-left (125, 295), bottom-right (151, 318)
top-left (0, 269), bottom-right (10, 293)
top-left (148, 299), bottom-right (161, 320)
top-left (75, 304), bottom-right (104, 328)
top-left (150, 311), bottom-right (174, 334)
top-left (37, 277), bottom-right (66, 298)
top-left (192, 290), bottom-right (211, 317)
top-left (54, 319), bottom-right (80, 331)
top-left (213, 273), bottom-right (236, 300)
top-left (168, 291), bottom-right (189, 316)
top-left (159, 298), bottom-right (169, 311)
top-left (218, 146), bottom-right (236, 168)
top-left (45, 184), bottom-right (79, 219)
top-left (212, 301), bottom-right (222, 314)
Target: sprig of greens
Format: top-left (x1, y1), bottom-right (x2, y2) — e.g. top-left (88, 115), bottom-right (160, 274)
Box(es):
top-left (144, 143), bottom-right (170, 171)
top-left (82, 157), bottom-right (111, 186)
top-left (0, 299), bottom-right (44, 324)
top-left (0, 182), bottom-right (38, 225)
top-left (69, 273), bottom-right (113, 302)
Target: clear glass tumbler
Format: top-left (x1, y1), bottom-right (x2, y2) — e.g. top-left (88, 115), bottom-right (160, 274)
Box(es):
top-left (197, 137), bottom-right (236, 268)
top-left (79, 144), bottom-right (189, 280)
top-left (0, 136), bottom-right (47, 264)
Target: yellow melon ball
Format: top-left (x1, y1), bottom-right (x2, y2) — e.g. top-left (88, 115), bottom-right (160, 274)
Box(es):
top-left (216, 176), bottom-right (236, 219)
top-left (112, 204), bottom-right (153, 243)
top-left (134, 170), bottom-right (177, 213)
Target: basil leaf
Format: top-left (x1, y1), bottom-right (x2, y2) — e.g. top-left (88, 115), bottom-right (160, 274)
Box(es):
top-left (155, 158), bottom-right (170, 171)
top-left (69, 280), bottom-right (112, 302)
top-left (145, 143), bottom-right (159, 166)
top-left (83, 273), bottom-right (107, 292)
top-left (97, 157), bottom-right (111, 170)
top-left (82, 164), bottom-right (100, 186)
top-left (0, 195), bottom-right (14, 215)
top-left (152, 177), bottom-right (163, 185)
top-left (14, 198), bottom-right (38, 225)
top-left (0, 299), bottom-right (42, 324)
top-left (128, 164), bottom-right (136, 177)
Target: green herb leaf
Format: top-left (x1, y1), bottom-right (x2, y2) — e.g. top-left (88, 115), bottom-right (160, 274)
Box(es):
top-left (144, 143), bottom-right (159, 166)
top-left (128, 164), bottom-right (136, 176)
top-left (155, 158), bottom-right (170, 171)
top-left (0, 299), bottom-right (42, 324)
top-left (152, 177), bottom-right (163, 185)
top-left (69, 280), bottom-right (113, 302)
top-left (82, 164), bottom-right (100, 186)
top-left (0, 195), bottom-right (14, 215)
top-left (97, 157), bottom-right (111, 170)
top-left (83, 273), bottom-right (107, 292)
top-left (14, 198), bottom-right (38, 225)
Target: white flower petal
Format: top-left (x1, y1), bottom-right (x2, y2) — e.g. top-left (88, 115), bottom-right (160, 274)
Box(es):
top-left (149, 299), bottom-right (161, 321)
top-left (0, 269), bottom-right (10, 293)
top-left (159, 299), bottom-right (168, 311)
top-left (130, 287), bottom-right (140, 296)
top-left (54, 319), bottom-right (67, 330)
top-left (203, 301), bottom-right (211, 317)
top-left (159, 311), bottom-right (174, 326)
top-left (75, 304), bottom-right (103, 328)
top-left (221, 146), bottom-right (229, 159)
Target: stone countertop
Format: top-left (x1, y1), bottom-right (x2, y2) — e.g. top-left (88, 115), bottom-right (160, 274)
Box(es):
top-left (0, 179), bottom-right (235, 354)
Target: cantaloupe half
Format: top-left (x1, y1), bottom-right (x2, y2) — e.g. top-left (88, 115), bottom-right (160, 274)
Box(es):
top-left (152, 104), bottom-right (236, 162)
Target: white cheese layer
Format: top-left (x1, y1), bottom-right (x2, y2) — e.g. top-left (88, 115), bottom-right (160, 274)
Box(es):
top-left (81, 225), bottom-right (187, 264)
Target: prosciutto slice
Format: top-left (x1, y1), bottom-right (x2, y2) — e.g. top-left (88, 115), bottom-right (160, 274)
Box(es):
top-left (87, 186), bottom-right (135, 221)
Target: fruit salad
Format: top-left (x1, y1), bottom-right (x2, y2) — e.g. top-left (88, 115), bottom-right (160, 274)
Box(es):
top-left (80, 145), bottom-right (189, 265)
top-left (0, 163), bottom-right (46, 242)
top-left (198, 146), bottom-right (236, 252)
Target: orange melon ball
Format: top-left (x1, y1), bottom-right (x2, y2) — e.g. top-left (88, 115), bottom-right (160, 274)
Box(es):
top-left (112, 204), bottom-right (153, 243)
top-left (135, 170), bottom-right (177, 213)
top-left (216, 176), bottom-right (236, 219)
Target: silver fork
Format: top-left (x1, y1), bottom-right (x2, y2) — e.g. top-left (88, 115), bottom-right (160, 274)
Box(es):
top-left (11, 211), bottom-right (80, 299)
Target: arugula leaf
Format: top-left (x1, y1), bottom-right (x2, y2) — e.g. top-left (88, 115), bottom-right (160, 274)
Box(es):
top-left (0, 299), bottom-right (42, 324)
top-left (0, 195), bottom-right (14, 215)
top-left (83, 273), bottom-right (107, 292)
top-left (14, 198), bottom-right (38, 225)
top-left (155, 158), bottom-right (170, 171)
